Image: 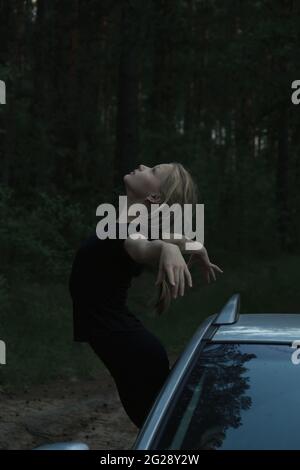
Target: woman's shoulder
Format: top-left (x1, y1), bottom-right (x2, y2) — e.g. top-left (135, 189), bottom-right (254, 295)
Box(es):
top-left (75, 228), bottom-right (146, 277)
top-left (79, 232), bottom-right (99, 250)
top-left (78, 229), bottom-right (129, 255)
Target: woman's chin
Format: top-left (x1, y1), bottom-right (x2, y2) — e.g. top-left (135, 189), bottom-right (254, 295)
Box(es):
top-left (123, 173), bottom-right (132, 189)
top-left (123, 172), bottom-right (135, 183)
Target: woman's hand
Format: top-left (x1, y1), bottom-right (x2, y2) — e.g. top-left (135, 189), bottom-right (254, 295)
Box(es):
top-left (187, 246), bottom-right (223, 284)
top-left (155, 243), bottom-right (193, 298)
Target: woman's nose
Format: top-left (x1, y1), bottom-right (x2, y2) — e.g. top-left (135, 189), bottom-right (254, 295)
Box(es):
top-left (139, 164), bottom-right (148, 171)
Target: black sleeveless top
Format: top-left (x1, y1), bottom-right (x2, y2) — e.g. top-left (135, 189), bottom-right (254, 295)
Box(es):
top-left (69, 222), bottom-right (148, 341)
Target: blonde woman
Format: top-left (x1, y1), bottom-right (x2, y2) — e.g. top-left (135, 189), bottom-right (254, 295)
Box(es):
top-left (69, 163), bottom-right (223, 429)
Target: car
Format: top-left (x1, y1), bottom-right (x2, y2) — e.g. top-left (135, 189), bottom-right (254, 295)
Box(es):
top-left (132, 293), bottom-right (300, 450)
top-left (34, 442), bottom-right (89, 450)
top-left (34, 293), bottom-right (300, 451)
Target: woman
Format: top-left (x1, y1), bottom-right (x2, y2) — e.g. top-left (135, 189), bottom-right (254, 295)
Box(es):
top-left (69, 162), bottom-right (222, 429)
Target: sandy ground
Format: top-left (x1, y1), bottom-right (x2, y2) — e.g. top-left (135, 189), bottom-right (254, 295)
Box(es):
top-left (0, 353), bottom-right (179, 450)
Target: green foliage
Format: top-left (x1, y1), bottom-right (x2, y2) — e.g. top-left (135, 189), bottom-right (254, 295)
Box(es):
top-left (0, 184), bottom-right (92, 284)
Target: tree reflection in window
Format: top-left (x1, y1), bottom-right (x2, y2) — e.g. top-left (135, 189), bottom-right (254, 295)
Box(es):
top-left (163, 343), bottom-right (256, 450)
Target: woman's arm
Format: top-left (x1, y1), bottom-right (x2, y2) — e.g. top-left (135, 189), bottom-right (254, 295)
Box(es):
top-left (159, 232), bottom-right (223, 284)
top-left (124, 236), bottom-right (164, 267)
top-left (124, 236), bottom-right (192, 298)
top-left (159, 232), bottom-right (203, 254)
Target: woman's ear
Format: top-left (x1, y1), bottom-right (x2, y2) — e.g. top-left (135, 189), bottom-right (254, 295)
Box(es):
top-left (146, 193), bottom-right (161, 204)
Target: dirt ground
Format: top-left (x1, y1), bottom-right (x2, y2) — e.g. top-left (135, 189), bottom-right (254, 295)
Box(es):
top-left (0, 352), bottom-right (179, 450)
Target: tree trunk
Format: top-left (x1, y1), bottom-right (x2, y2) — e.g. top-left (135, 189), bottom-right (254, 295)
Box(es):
top-left (114, 1), bottom-right (141, 188)
top-left (276, 103), bottom-right (290, 251)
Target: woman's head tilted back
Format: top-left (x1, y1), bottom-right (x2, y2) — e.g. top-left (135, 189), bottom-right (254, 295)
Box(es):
top-left (124, 163), bottom-right (198, 208)
top-left (124, 162), bottom-right (199, 316)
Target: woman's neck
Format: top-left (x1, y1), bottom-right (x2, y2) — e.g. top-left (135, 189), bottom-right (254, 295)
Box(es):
top-left (116, 193), bottom-right (145, 223)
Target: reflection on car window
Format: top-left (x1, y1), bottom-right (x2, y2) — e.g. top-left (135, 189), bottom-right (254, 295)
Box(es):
top-left (153, 343), bottom-right (300, 450)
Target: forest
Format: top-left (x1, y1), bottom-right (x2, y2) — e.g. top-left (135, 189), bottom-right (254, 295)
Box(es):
top-left (0, 0), bottom-right (300, 389)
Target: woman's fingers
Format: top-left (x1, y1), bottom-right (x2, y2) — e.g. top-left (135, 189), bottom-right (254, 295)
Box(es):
top-left (184, 265), bottom-right (193, 287)
top-left (187, 254), bottom-right (196, 268)
top-left (169, 266), bottom-right (189, 298)
top-left (172, 267), bottom-right (180, 298)
top-left (165, 266), bottom-right (176, 289)
top-left (179, 269), bottom-right (185, 296)
top-left (155, 266), bottom-right (164, 285)
top-left (183, 255), bottom-right (223, 286)
top-left (156, 260), bottom-right (194, 299)
top-left (209, 264), bottom-right (224, 282)
top-left (210, 266), bottom-right (216, 281)
top-left (211, 264), bottom-right (223, 273)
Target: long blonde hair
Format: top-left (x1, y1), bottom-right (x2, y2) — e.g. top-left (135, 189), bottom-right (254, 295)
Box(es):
top-left (147, 162), bottom-right (199, 316)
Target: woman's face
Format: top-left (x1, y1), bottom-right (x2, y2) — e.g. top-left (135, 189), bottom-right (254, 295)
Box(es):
top-left (123, 163), bottom-right (173, 203)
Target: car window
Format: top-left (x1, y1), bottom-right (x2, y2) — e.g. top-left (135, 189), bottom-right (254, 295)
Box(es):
top-left (151, 343), bottom-right (300, 450)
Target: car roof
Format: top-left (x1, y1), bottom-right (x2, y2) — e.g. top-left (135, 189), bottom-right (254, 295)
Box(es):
top-left (212, 313), bottom-right (300, 344)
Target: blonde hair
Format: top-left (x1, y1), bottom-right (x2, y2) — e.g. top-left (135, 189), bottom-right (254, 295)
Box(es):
top-left (147, 162), bottom-right (199, 316)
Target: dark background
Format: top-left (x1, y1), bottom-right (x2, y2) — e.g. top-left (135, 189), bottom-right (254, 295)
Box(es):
top-left (0, 0), bottom-right (300, 389)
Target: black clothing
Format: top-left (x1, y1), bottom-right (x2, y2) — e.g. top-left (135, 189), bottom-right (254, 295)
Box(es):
top-left (69, 222), bottom-right (171, 428)
top-left (88, 328), bottom-right (170, 429)
top-left (69, 222), bottom-right (146, 341)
